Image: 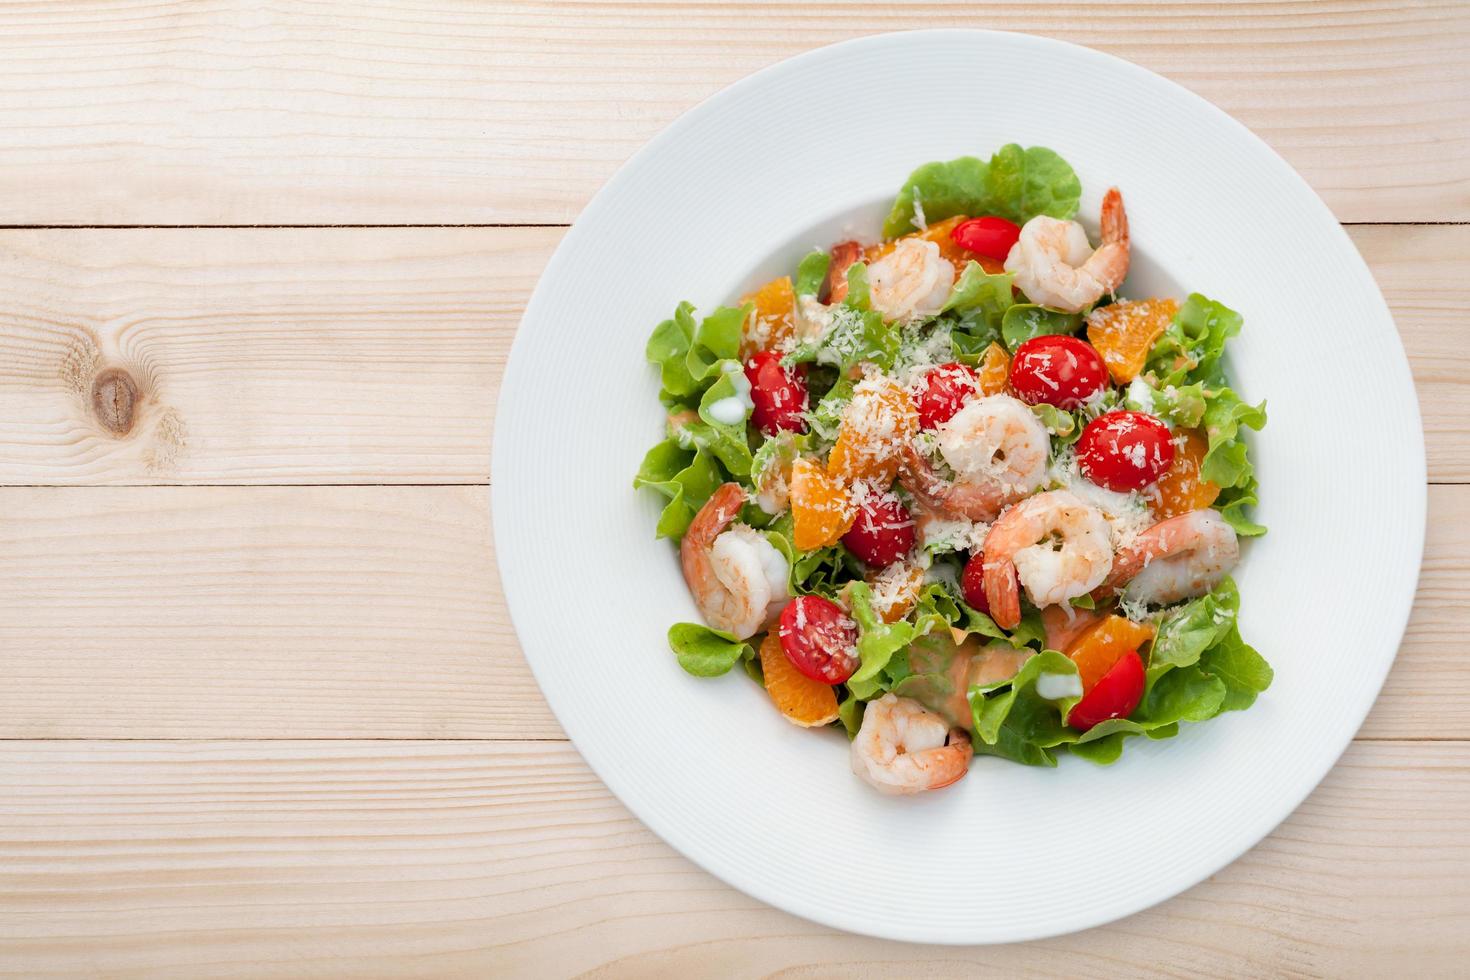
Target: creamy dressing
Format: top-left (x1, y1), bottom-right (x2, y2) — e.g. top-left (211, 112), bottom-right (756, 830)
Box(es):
top-left (706, 396), bottom-right (749, 426)
top-left (1035, 671), bottom-right (1083, 701)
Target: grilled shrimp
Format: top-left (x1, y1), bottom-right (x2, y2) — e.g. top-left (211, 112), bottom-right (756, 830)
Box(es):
top-left (1098, 508), bottom-right (1238, 606)
top-left (680, 483), bottom-right (790, 639)
top-left (868, 238), bottom-right (955, 322)
top-left (900, 394), bottom-right (1050, 523)
top-left (981, 490), bottom-right (1113, 630)
top-left (1004, 188), bottom-right (1130, 314)
top-left (851, 693), bottom-right (973, 795)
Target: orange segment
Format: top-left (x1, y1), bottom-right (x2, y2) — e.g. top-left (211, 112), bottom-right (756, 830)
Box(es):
top-left (866, 561), bottom-right (926, 624)
top-left (827, 377), bottom-right (917, 485)
top-left (1147, 428), bottom-right (1220, 520)
top-left (864, 215), bottom-right (1005, 275)
top-left (759, 632), bottom-right (839, 727)
top-left (1067, 614), bottom-right (1155, 693)
top-left (739, 276), bottom-right (797, 357)
top-left (978, 342), bottom-right (1011, 395)
top-left (1085, 298), bottom-right (1180, 384)
top-left (790, 456), bottom-right (854, 550)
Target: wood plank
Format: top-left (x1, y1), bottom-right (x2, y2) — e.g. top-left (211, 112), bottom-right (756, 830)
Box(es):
top-left (0, 227), bottom-right (556, 484)
top-left (0, 485), bottom-right (560, 740)
top-left (0, 739), bottom-right (1463, 977)
top-left (0, 483), bottom-right (1456, 741)
top-left (0, 224), bottom-right (1461, 486)
top-left (1349, 224), bottom-right (1470, 483)
top-left (0, 1), bottom-right (1464, 225)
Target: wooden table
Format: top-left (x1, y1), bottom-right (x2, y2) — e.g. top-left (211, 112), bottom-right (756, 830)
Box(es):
top-left (0, 2), bottom-right (1466, 975)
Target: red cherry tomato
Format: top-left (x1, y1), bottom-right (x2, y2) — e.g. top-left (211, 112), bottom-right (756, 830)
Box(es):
top-left (951, 216), bottom-right (1022, 262)
top-left (841, 490), bottom-right (915, 568)
top-left (914, 362), bottom-right (980, 429)
top-left (1076, 411), bottom-right (1176, 492)
top-left (1068, 649), bottom-right (1145, 731)
top-left (744, 352), bottom-right (808, 435)
top-left (778, 595), bottom-right (859, 685)
top-left (960, 551), bottom-right (990, 615)
top-left (1008, 335), bottom-right (1109, 409)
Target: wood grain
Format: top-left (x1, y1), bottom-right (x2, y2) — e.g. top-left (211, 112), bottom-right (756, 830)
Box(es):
top-left (0, 224), bottom-right (1463, 485)
top-left (0, 739), bottom-right (1463, 977)
top-left (0, 485), bottom-right (559, 740)
top-left (0, 227), bottom-right (558, 484)
top-left (0, 1), bottom-right (1465, 226)
top-left (0, 481), bottom-right (1456, 742)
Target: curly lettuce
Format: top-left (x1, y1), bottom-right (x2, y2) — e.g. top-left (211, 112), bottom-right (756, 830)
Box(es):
top-left (967, 578), bottom-right (1272, 765)
top-left (884, 145), bottom-right (1082, 238)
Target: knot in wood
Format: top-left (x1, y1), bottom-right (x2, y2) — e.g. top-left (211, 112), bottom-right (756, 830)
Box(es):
top-left (91, 368), bottom-right (138, 436)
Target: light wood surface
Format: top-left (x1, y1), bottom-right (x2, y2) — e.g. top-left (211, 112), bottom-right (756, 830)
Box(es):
top-left (0, 1), bottom-right (1466, 976)
top-left (0, 0), bottom-right (1465, 224)
top-left (0, 741), bottom-right (1465, 977)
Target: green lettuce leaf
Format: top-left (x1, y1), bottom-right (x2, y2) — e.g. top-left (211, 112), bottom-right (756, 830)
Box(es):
top-left (667, 623), bottom-right (752, 677)
top-left (1123, 378), bottom-right (1207, 430)
top-left (694, 367), bottom-right (755, 477)
top-left (794, 250), bottom-right (831, 298)
top-left (981, 144), bottom-right (1083, 227)
top-left (882, 145), bottom-right (1081, 238)
top-left (645, 302), bottom-right (701, 399)
top-left (970, 650), bottom-right (1081, 767)
top-left (1001, 304), bottom-right (1083, 351)
top-left (883, 156), bottom-right (990, 239)
top-left (685, 304), bottom-right (750, 383)
top-left (847, 582), bottom-right (942, 685)
top-left (783, 305), bottom-right (897, 374)
top-left (1145, 293), bottom-right (1242, 388)
top-left (633, 440), bottom-right (724, 540)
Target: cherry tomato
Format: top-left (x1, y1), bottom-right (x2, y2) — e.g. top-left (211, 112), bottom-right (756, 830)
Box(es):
top-left (778, 595), bottom-right (859, 685)
top-left (913, 362), bottom-right (980, 430)
top-left (1067, 649), bottom-right (1145, 731)
top-left (841, 490), bottom-right (915, 568)
top-left (1008, 335), bottom-right (1109, 409)
top-left (744, 352), bottom-right (808, 435)
top-left (960, 551), bottom-right (990, 616)
top-left (1076, 411), bottom-right (1176, 492)
top-left (951, 216), bottom-right (1022, 262)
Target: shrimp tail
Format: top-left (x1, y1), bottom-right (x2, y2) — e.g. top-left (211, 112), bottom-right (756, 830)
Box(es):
top-left (1100, 187), bottom-right (1129, 249)
top-left (982, 557), bottom-right (1022, 631)
top-left (825, 241), bottom-right (863, 305)
top-left (927, 730), bottom-right (975, 791)
top-left (899, 441), bottom-right (1005, 523)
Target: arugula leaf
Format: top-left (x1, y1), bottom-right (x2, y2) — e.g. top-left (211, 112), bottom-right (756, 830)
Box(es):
top-left (667, 623), bottom-right (751, 677)
top-left (1001, 304), bottom-right (1083, 351)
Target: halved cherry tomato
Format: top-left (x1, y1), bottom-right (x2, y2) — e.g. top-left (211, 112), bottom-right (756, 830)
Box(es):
top-left (960, 551), bottom-right (990, 615)
top-left (913, 362), bottom-right (979, 429)
top-left (951, 216), bottom-right (1022, 262)
top-left (1066, 614), bottom-right (1155, 693)
top-left (744, 352), bottom-right (808, 435)
top-left (1008, 335), bottom-right (1109, 409)
top-left (1077, 411), bottom-right (1175, 492)
top-left (1068, 649), bottom-right (1145, 731)
top-left (842, 489), bottom-right (915, 568)
top-left (778, 595), bottom-right (859, 685)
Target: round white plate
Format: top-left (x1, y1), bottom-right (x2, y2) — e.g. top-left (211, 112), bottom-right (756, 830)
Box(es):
top-left (493, 30), bottom-right (1424, 944)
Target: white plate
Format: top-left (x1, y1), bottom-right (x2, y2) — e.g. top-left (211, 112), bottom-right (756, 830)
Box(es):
top-left (493, 30), bottom-right (1424, 944)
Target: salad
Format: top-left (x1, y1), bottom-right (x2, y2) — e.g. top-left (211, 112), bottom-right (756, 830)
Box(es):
top-left (635, 144), bottom-right (1271, 795)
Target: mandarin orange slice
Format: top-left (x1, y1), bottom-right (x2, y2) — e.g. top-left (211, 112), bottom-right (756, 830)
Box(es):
top-left (827, 377), bottom-right (917, 486)
top-left (1067, 614), bottom-right (1156, 693)
top-left (866, 560), bottom-right (926, 624)
top-left (1147, 428), bottom-right (1220, 520)
top-left (759, 632), bottom-right (839, 727)
top-left (978, 341), bottom-right (1012, 395)
top-left (738, 276), bottom-right (797, 358)
top-left (1085, 297), bottom-right (1180, 385)
top-left (864, 215), bottom-right (1006, 275)
top-left (790, 456), bottom-right (854, 550)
